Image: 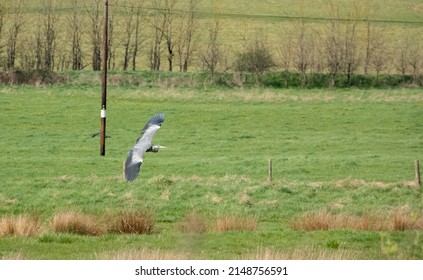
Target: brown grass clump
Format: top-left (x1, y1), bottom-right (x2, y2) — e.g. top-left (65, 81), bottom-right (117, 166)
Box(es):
top-left (350, 214), bottom-right (390, 231)
top-left (51, 211), bottom-right (103, 236)
top-left (291, 210), bottom-right (391, 231)
top-left (291, 211), bottom-right (332, 231)
top-left (244, 247), bottom-right (358, 260)
top-left (291, 210), bottom-right (423, 231)
top-left (0, 215), bottom-right (41, 236)
top-left (215, 214), bottom-right (257, 232)
top-left (177, 211), bottom-right (207, 233)
top-left (393, 212), bottom-right (414, 231)
top-left (392, 212), bottom-right (423, 231)
top-left (109, 211), bottom-right (155, 234)
top-left (97, 248), bottom-right (189, 260)
top-left (1, 252), bottom-right (27, 260)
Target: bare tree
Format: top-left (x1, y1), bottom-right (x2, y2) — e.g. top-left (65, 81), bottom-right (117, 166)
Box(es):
top-left (147, 0), bottom-right (176, 71)
top-left (0, 2), bottom-right (6, 44)
top-left (122, 2), bottom-right (135, 71)
top-left (34, 18), bottom-right (43, 70)
top-left (68, 0), bottom-right (84, 70)
top-left (41, 0), bottom-right (59, 70)
top-left (364, 20), bottom-right (371, 74)
top-left (200, 17), bottom-right (221, 80)
top-left (309, 30), bottom-right (325, 77)
top-left (324, 1), bottom-right (343, 88)
top-left (277, 25), bottom-right (293, 87)
top-left (5, 0), bottom-right (24, 69)
top-left (176, 0), bottom-right (197, 72)
top-left (86, 0), bottom-right (102, 71)
top-left (108, 11), bottom-right (116, 70)
top-left (0, 3), bottom-right (5, 66)
top-left (293, 19), bottom-right (312, 87)
top-left (341, 4), bottom-right (361, 86)
top-left (162, 0), bottom-right (177, 71)
top-left (323, 0), bottom-right (364, 87)
top-left (132, 2), bottom-right (144, 71)
top-left (395, 34), bottom-right (410, 83)
top-left (408, 39), bottom-right (422, 86)
top-left (371, 41), bottom-right (386, 83)
top-left (120, 0), bottom-right (144, 71)
top-left (148, 0), bottom-right (167, 71)
top-left (364, 19), bottom-right (378, 75)
top-left (149, 27), bottom-right (162, 71)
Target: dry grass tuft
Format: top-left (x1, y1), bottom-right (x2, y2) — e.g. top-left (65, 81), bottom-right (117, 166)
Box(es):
top-left (393, 213), bottom-right (414, 231)
top-left (335, 179), bottom-right (367, 187)
top-left (0, 194), bottom-right (17, 205)
top-left (122, 191), bottom-right (133, 201)
top-left (0, 215), bottom-right (41, 236)
top-left (291, 210), bottom-right (389, 231)
top-left (160, 189), bottom-right (170, 200)
top-left (392, 212), bottom-right (423, 231)
top-left (334, 178), bottom-right (421, 188)
top-left (109, 211), bottom-right (155, 234)
top-left (177, 211), bottom-right (208, 233)
top-left (239, 192), bottom-right (251, 205)
top-left (244, 247), bottom-right (358, 260)
top-left (215, 214), bottom-right (257, 232)
top-left (291, 210), bottom-right (423, 231)
top-left (97, 247), bottom-right (189, 260)
top-left (291, 211), bottom-right (332, 231)
top-left (1, 252), bottom-right (27, 260)
top-left (148, 175), bottom-right (173, 186)
top-left (51, 211), bottom-right (103, 236)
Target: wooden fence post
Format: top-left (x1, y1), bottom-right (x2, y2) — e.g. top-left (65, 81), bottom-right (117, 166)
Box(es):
top-left (415, 160), bottom-right (421, 187)
top-left (268, 158), bottom-right (273, 183)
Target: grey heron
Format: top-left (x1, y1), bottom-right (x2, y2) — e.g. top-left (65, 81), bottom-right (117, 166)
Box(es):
top-left (124, 113), bottom-right (166, 182)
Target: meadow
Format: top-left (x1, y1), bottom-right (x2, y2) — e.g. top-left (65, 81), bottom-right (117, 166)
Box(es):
top-left (2, 0), bottom-right (423, 78)
top-left (0, 77), bottom-right (422, 259)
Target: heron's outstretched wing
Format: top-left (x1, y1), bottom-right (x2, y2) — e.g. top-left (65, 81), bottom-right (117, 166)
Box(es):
top-left (124, 149), bottom-right (143, 181)
top-left (124, 113), bottom-right (165, 182)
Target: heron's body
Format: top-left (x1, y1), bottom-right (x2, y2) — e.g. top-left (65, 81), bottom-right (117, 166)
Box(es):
top-left (124, 113), bottom-right (165, 182)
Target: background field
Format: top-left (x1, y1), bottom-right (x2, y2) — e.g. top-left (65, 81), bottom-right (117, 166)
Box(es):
top-left (16, 0), bottom-right (423, 22)
top-left (1, 0), bottom-right (422, 78)
top-left (0, 80), bottom-right (422, 259)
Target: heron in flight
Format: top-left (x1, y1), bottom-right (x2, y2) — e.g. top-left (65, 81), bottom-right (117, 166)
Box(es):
top-left (124, 113), bottom-right (166, 182)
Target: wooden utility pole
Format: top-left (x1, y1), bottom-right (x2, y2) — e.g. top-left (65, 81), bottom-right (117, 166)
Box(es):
top-left (416, 160), bottom-right (421, 187)
top-left (100, 0), bottom-right (109, 156)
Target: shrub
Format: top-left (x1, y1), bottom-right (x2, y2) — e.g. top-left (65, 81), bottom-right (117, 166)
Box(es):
top-left (392, 212), bottom-right (423, 231)
top-left (215, 214), bottom-right (257, 232)
top-left (0, 69), bottom-right (66, 85)
top-left (0, 215), bottom-right (41, 236)
top-left (291, 211), bottom-right (391, 231)
top-left (234, 39), bottom-right (275, 79)
top-left (109, 211), bottom-right (155, 234)
top-left (51, 211), bottom-right (103, 236)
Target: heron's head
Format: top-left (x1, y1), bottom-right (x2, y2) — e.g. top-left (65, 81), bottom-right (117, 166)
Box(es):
top-left (150, 145), bottom-right (167, 153)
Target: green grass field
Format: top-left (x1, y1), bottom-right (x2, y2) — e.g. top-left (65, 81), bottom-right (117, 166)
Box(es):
top-left (0, 79), bottom-right (422, 259)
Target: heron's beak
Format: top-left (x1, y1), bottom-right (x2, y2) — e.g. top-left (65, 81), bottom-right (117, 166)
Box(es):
top-left (159, 146), bottom-right (167, 149)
